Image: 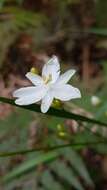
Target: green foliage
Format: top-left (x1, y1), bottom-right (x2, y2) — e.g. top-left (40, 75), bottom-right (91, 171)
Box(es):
top-left (63, 148), bottom-right (93, 186)
top-left (40, 170), bottom-right (64, 190)
top-left (0, 0), bottom-right (5, 8)
top-left (0, 96), bottom-right (106, 189)
top-left (50, 160), bottom-right (84, 190)
top-left (0, 7), bottom-right (47, 28)
top-left (95, 0), bottom-right (107, 26)
top-left (0, 96), bottom-right (107, 127)
top-left (2, 151), bottom-right (59, 182)
top-left (2, 146), bottom-right (93, 190)
top-left (0, 109), bottom-right (95, 190)
top-left (0, 1), bottom-right (107, 189)
top-left (0, 95), bottom-right (107, 189)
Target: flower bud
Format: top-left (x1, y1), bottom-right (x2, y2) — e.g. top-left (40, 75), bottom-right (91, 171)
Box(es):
top-left (57, 124), bottom-right (66, 139)
top-left (91, 96), bottom-right (101, 106)
top-left (52, 99), bottom-right (62, 109)
top-left (30, 67), bottom-right (39, 74)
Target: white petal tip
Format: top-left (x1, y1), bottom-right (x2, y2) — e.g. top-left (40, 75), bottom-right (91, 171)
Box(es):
top-left (52, 55), bottom-right (58, 59)
top-left (15, 99), bottom-right (31, 106)
top-left (41, 110), bottom-right (47, 114)
top-left (41, 105), bottom-right (49, 113)
top-left (15, 99), bottom-right (23, 105)
top-left (15, 98), bottom-right (29, 106)
top-left (41, 107), bottom-right (48, 113)
top-left (48, 55), bottom-right (59, 65)
top-left (72, 69), bottom-right (76, 75)
top-left (13, 91), bottom-right (18, 98)
top-left (25, 72), bottom-right (36, 78)
top-left (76, 89), bottom-right (81, 98)
top-left (68, 69), bottom-right (76, 78)
top-left (25, 72), bottom-right (31, 77)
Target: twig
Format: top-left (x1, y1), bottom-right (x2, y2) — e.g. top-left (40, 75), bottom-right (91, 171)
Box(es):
top-left (0, 140), bottom-right (106, 157)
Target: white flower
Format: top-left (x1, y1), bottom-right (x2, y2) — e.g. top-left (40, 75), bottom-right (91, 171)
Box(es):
top-left (91, 96), bottom-right (101, 106)
top-left (13, 56), bottom-right (81, 113)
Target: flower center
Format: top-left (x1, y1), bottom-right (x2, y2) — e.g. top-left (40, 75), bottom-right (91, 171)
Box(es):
top-left (43, 74), bottom-right (52, 84)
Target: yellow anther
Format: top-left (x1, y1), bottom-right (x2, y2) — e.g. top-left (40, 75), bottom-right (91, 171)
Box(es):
top-left (43, 74), bottom-right (52, 84)
top-left (30, 67), bottom-right (39, 74)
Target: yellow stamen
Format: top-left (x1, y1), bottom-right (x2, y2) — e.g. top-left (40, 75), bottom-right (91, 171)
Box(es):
top-left (43, 74), bottom-right (52, 84)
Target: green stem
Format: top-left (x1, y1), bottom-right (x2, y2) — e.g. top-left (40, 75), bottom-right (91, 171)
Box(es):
top-left (0, 140), bottom-right (106, 157)
top-left (0, 97), bottom-right (107, 127)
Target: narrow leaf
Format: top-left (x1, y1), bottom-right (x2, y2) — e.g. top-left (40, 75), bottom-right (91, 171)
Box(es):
top-left (2, 151), bottom-right (60, 182)
top-left (0, 141), bottom-right (106, 157)
top-left (51, 161), bottom-right (84, 190)
top-left (87, 28), bottom-right (107, 36)
top-left (63, 148), bottom-right (93, 186)
top-left (0, 97), bottom-right (107, 127)
top-left (41, 171), bottom-right (64, 190)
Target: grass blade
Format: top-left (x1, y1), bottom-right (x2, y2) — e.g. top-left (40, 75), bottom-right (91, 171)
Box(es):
top-left (2, 151), bottom-right (60, 182)
top-left (0, 97), bottom-right (107, 127)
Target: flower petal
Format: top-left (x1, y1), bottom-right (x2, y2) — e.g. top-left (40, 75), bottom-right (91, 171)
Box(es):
top-left (26, 72), bottom-right (43, 86)
top-left (42, 56), bottom-right (60, 83)
top-left (13, 86), bottom-right (48, 105)
top-left (53, 84), bottom-right (81, 101)
top-left (13, 87), bottom-right (37, 98)
top-left (56, 69), bottom-right (76, 85)
top-left (41, 90), bottom-right (54, 113)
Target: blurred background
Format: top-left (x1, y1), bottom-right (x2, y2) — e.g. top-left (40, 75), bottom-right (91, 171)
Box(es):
top-left (0, 0), bottom-right (107, 189)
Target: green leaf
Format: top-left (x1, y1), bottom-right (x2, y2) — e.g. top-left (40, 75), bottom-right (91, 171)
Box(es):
top-left (0, 0), bottom-right (6, 9)
top-left (0, 140), bottom-right (106, 157)
top-left (87, 28), bottom-right (107, 36)
top-left (63, 148), bottom-right (93, 186)
top-left (50, 160), bottom-right (84, 190)
top-left (40, 171), bottom-right (64, 190)
top-left (95, 0), bottom-right (107, 27)
top-left (2, 151), bottom-right (60, 182)
top-left (0, 97), bottom-right (107, 127)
